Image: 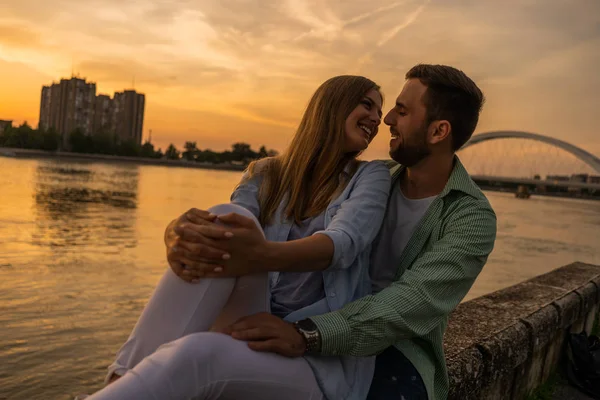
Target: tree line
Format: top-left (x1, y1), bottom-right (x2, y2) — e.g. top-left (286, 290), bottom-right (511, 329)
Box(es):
top-left (0, 123), bottom-right (278, 165)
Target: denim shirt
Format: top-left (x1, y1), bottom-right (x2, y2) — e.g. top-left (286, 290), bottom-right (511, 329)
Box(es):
top-left (230, 160), bottom-right (391, 400)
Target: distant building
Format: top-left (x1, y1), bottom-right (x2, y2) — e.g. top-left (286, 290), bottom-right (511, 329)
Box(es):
top-left (93, 94), bottom-right (116, 135)
top-left (39, 77), bottom-right (146, 148)
top-left (546, 175), bottom-right (570, 182)
top-left (113, 90), bottom-right (145, 145)
top-left (0, 119), bottom-right (12, 131)
top-left (588, 175), bottom-right (600, 184)
top-left (39, 77), bottom-right (97, 148)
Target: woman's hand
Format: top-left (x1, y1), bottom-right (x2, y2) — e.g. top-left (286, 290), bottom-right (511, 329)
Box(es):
top-left (176, 212), bottom-right (271, 280)
top-left (165, 208), bottom-right (230, 282)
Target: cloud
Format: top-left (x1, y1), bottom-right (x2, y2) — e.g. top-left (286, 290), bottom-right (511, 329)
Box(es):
top-left (376, 0), bottom-right (430, 47)
top-left (1, 0), bottom-right (599, 157)
top-left (0, 21), bottom-right (43, 49)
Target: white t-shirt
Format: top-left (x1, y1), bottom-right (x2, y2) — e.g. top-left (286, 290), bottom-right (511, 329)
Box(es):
top-left (370, 183), bottom-right (436, 293)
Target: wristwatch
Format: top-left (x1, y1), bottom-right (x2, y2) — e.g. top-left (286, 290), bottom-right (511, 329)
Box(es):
top-left (294, 318), bottom-right (322, 354)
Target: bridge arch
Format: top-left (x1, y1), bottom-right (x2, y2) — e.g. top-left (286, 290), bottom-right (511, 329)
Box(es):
top-left (461, 131), bottom-right (600, 173)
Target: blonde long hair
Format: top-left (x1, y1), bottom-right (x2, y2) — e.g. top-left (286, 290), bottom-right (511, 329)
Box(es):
top-left (244, 75), bottom-right (381, 226)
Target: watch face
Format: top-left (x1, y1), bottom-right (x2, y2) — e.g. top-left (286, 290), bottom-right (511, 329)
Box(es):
top-left (297, 318), bottom-right (318, 332)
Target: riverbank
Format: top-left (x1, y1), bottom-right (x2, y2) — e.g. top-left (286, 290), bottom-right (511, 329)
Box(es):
top-left (0, 147), bottom-right (247, 172)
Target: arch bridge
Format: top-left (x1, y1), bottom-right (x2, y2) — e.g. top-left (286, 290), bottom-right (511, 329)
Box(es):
top-left (458, 131), bottom-right (600, 195)
top-left (461, 131), bottom-right (600, 174)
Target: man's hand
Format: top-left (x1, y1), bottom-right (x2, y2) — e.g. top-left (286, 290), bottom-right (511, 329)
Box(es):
top-left (221, 312), bottom-right (307, 357)
top-left (165, 208), bottom-right (230, 282)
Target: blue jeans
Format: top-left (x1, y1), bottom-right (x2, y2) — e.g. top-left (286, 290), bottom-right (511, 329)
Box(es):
top-left (367, 347), bottom-right (428, 400)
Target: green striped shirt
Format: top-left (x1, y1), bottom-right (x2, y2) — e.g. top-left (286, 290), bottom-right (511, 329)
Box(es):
top-left (311, 157), bottom-right (497, 400)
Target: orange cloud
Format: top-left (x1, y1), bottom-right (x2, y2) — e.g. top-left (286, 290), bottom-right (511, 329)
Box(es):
top-left (0, 22), bottom-right (42, 49)
top-left (0, 0), bottom-right (598, 159)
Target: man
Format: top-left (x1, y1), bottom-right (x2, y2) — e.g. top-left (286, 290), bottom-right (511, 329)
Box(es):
top-left (166, 64), bottom-right (497, 400)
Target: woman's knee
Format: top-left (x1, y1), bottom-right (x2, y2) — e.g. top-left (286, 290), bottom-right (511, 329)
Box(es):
top-left (208, 204), bottom-right (260, 228)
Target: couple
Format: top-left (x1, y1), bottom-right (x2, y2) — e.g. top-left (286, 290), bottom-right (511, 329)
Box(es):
top-left (82, 64), bottom-right (497, 400)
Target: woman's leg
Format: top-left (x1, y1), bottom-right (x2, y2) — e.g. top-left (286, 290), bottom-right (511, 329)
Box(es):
top-left (105, 204), bottom-right (268, 382)
top-left (89, 332), bottom-right (323, 400)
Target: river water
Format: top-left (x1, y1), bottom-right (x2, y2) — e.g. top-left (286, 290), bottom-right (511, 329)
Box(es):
top-left (1, 157), bottom-right (599, 399)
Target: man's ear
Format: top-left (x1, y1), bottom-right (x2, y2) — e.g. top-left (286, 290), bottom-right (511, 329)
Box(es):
top-left (429, 120), bottom-right (451, 145)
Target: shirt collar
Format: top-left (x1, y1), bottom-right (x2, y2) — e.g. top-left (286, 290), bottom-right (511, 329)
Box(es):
top-left (386, 156), bottom-right (484, 200)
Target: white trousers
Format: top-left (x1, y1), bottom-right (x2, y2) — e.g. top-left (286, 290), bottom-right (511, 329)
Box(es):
top-left (87, 204), bottom-right (324, 400)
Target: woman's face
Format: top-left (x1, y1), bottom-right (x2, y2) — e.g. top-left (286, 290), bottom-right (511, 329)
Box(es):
top-left (344, 89), bottom-right (383, 153)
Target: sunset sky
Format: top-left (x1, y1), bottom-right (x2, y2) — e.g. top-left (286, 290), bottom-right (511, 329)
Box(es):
top-left (0, 0), bottom-right (598, 160)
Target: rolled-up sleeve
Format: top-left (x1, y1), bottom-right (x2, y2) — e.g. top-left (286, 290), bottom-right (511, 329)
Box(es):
top-left (314, 161), bottom-right (391, 270)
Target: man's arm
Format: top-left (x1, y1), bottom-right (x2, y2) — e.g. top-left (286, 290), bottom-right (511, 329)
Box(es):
top-left (309, 200), bottom-right (497, 356)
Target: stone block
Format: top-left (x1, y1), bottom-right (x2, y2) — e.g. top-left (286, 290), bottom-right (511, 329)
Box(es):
top-left (447, 347), bottom-right (485, 400)
top-left (478, 282), bottom-right (565, 314)
top-left (521, 305), bottom-right (560, 351)
top-left (575, 282), bottom-right (598, 316)
top-left (477, 369), bottom-right (515, 400)
top-left (553, 292), bottom-right (581, 328)
top-left (541, 329), bottom-right (566, 381)
top-left (476, 321), bottom-right (530, 398)
top-left (444, 263), bottom-right (600, 399)
top-left (512, 357), bottom-right (541, 399)
top-left (511, 305), bottom-right (561, 398)
top-left (531, 262), bottom-right (600, 292)
top-left (571, 316), bottom-right (586, 334)
top-left (591, 276), bottom-right (600, 303)
top-left (584, 303), bottom-right (599, 335)
top-left (446, 282), bottom-right (566, 358)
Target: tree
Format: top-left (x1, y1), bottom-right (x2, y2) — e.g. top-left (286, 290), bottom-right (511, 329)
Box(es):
top-left (93, 132), bottom-right (117, 155)
top-left (258, 146), bottom-right (269, 159)
top-left (40, 127), bottom-right (60, 151)
top-left (117, 139), bottom-right (140, 157)
top-left (182, 141), bottom-right (199, 161)
top-left (68, 129), bottom-right (93, 153)
top-left (198, 149), bottom-right (223, 163)
top-left (140, 141), bottom-right (161, 158)
top-left (165, 144), bottom-right (180, 160)
top-left (231, 142), bottom-right (257, 163)
top-left (2, 123), bottom-right (42, 149)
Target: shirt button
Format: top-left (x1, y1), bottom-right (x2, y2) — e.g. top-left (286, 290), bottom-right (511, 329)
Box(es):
top-left (329, 292), bottom-right (336, 297)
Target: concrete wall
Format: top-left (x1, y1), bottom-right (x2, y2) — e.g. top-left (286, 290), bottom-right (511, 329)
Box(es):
top-left (445, 262), bottom-right (600, 400)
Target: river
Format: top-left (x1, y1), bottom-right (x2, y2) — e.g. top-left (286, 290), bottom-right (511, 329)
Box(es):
top-left (1, 157), bottom-right (599, 399)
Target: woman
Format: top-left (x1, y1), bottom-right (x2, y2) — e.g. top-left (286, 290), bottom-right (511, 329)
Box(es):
top-left (82, 75), bottom-right (391, 400)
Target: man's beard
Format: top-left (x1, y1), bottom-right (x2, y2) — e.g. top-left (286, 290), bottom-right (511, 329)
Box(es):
top-left (389, 125), bottom-right (431, 167)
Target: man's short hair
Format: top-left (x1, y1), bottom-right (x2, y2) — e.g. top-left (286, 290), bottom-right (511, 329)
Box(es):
top-left (406, 64), bottom-right (485, 151)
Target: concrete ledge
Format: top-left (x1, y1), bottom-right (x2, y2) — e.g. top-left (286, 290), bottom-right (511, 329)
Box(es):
top-left (446, 347), bottom-right (485, 399)
top-left (553, 292), bottom-right (582, 328)
top-left (445, 262), bottom-right (600, 400)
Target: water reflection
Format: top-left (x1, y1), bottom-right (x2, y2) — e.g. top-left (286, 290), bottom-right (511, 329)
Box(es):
top-left (32, 161), bottom-right (140, 250)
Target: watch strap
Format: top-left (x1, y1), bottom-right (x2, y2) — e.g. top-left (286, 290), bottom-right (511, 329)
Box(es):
top-left (294, 318), bottom-right (322, 354)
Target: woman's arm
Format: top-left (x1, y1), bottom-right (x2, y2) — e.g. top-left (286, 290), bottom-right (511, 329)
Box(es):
top-left (261, 161), bottom-right (391, 272)
top-left (192, 161), bottom-right (391, 276)
top-left (170, 161), bottom-right (390, 277)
